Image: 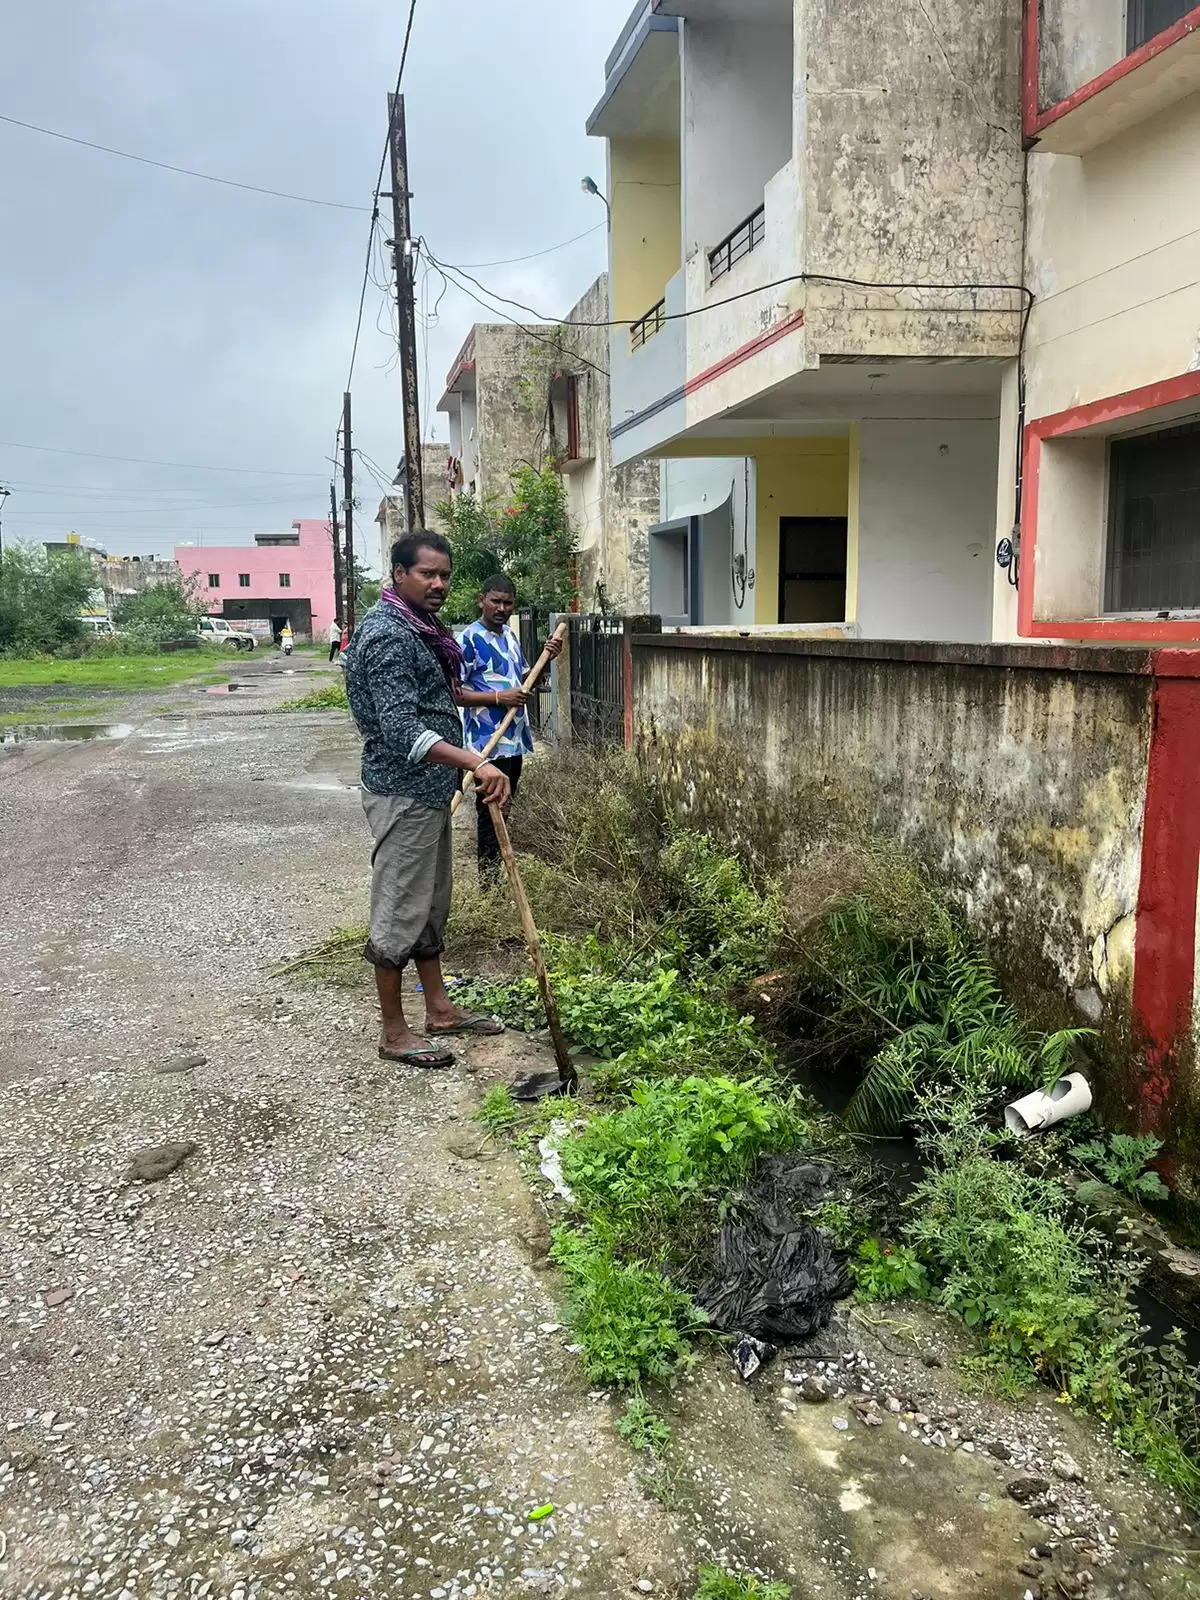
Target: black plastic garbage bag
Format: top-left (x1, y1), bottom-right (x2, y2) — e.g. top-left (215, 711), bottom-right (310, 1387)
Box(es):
top-left (696, 1155), bottom-right (852, 1345)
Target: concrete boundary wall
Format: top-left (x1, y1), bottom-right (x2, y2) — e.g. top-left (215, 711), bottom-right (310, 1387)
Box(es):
top-left (631, 632), bottom-right (1200, 1193)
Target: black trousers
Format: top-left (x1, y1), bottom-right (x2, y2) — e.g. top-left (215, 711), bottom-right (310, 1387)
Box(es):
top-left (475, 755), bottom-right (523, 873)
top-left (328, 641), bottom-right (341, 662)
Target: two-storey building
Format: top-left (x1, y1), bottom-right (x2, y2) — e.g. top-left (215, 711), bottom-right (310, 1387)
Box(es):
top-left (589, 0), bottom-right (1200, 644)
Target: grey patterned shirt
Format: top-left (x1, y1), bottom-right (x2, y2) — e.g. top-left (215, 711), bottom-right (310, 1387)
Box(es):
top-left (343, 603), bottom-right (463, 807)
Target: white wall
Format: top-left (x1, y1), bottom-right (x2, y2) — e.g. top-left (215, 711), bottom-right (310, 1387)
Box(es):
top-left (1039, 0), bottom-right (1126, 104)
top-left (460, 394), bottom-right (479, 495)
top-left (661, 455), bottom-right (755, 625)
top-left (855, 420), bottom-right (998, 643)
top-left (1025, 96), bottom-right (1200, 422)
top-left (681, 18), bottom-right (793, 255)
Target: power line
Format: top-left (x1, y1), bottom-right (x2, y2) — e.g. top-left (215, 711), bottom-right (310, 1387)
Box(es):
top-left (425, 247), bottom-right (1034, 329)
top-left (338, 0), bottom-right (419, 420)
top-left (423, 253), bottom-right (609, 378)
top-left (0, 440), bottom-right (326, 475)
top-left (0, 111), bottom-right (372, 212)
top-left (447, 223), bottom-right (605, 269)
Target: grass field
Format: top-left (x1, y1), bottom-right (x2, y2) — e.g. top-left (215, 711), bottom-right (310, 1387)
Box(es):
top-left (0, 654), bottom-right (229, 693)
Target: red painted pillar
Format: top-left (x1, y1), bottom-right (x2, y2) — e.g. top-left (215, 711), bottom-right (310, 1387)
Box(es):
top-left (1131, 652), bottom-right (1200, 1135)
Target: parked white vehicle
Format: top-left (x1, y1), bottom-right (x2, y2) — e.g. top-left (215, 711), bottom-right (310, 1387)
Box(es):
top-left (198, 617), bottom-right (256, 651)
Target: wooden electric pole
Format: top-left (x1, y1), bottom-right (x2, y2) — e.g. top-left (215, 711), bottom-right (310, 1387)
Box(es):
top-left (342, 390), bottom-right (356, 632)
top-left (386, 93), bottom-right (425, 532)
top-left (329, 481), bottom-right (343, 627)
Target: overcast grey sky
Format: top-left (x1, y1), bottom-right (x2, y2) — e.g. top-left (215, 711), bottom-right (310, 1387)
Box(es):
top-left (0, 0), bottom-right (626, 570)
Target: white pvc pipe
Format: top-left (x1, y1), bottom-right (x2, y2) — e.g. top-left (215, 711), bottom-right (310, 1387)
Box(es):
top-left (1004, 1072), bottom-right (1093, 1137)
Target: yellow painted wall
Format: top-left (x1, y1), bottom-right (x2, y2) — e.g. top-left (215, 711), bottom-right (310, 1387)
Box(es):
top-left (610, 138), bottom-right (681, 323)
top-left (753, 438), bottom-right (850, 624)
top-left (656, 434), bottom-right (850, 623)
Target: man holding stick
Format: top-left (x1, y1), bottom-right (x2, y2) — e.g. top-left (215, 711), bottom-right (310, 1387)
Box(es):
top-left (458, 573), bottom-right (563, 880)
top-left (343, 532), bottom-right (512, 1068)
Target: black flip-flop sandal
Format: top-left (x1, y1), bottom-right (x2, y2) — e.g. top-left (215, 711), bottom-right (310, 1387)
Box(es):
top-left (426, 1012), bottom-right (504, 1038)
top-left (378, 1043), bottom-right (455, 1069)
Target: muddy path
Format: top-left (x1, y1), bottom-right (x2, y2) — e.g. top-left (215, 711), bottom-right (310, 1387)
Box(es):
top-left (0, 665), bottom-right (1195, 1599)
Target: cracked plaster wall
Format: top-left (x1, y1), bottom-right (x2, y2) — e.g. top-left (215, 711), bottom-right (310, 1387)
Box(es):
top-left (802, 0), bottom-right (1024, 357)
top-left (634, 640), bottom-right (1155, 1123)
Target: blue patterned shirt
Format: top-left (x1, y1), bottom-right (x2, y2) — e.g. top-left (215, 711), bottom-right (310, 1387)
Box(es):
top-left (459, 620), bottom-right (533, 758)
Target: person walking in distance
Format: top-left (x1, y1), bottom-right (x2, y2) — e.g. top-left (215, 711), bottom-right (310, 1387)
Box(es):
top-left (342, 532), bottom-right (510, 1068)
top-left (458, 574), bottom-right (562, 880)
top-left (327, 616), bottom-right (342, 662)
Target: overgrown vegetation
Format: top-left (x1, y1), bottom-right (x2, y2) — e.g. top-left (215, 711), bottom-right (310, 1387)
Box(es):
top-left (285, 744), bottom-right (1200, 1505)
top-left (0, 542), bottom-right (211, 661)
top-left (437, 464), bottom-right (578, 624)
top-left (0, 543), bottom-right (106, 657)
top-left (280, 679), bottom-right (349, 712)
top-left (808, 887), bottom-right (1091, 1136)
top-left (692, 1567), bottom-right (791, 1600)
top-left (617, 1395), bottom-right (672, 1454)
top-left (1071, 1130), bottom-right (1169, 1205)
top-left (111, 578), bottom-right (206, 649)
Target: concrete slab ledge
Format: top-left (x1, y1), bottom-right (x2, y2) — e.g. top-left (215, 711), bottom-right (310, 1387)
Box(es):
top-left (632, 631), bottom-right (1200, 679)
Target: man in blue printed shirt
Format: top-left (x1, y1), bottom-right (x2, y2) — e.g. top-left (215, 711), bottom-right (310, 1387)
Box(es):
top-left (459, 574), bottom-right (562, 878)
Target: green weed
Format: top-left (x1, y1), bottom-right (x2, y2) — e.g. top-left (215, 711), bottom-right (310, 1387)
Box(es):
top-left (1071, 1131), bottom-right (1169, 1205)
top-left (809, 896), bottom-right (1091, 1135)
top-left (810, 1199), bottom-right (869, 1252)
top-left (474, 1084), bottom-right (520, 1134)
top-left (617, 1396), bottom-right (672, 1454)
top-left (852, 1238), bottom-right (931, 1302)
top-left (657, 828), bottom-right (784, 982)
top-left (693, 1565), bottom-right (791, 1600)
top-left (280, 679), bottom-right (348, 711)
top-left (558, 1075), bottom-right (796, 1260)
top-left (551, 1227), bottom-right (703, 1387)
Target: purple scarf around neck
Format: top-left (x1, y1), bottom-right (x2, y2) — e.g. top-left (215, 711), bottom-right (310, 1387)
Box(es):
top-left (380, 585), bottom-right (463, 683)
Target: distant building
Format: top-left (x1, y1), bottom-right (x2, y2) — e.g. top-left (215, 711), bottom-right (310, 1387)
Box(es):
top-left (174, 520), bottom-right (335, 643)
top-left (43, 534), bottom-right (175, 621)
top-left (98, 556), bottom-right (180, 614)
top-left (375, 444), bottom-right (452, 576)
top-left (438, 327), bottom-right (552, 508)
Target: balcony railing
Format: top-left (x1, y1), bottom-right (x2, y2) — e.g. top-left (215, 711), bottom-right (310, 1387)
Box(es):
top-left (708, 204), bottom-right (766, 283)
top-left (630, 297), bottom-right (667, 351)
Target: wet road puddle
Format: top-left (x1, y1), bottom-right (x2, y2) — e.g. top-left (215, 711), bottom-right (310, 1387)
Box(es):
top-left (1, 723), bottom-right (134, 747)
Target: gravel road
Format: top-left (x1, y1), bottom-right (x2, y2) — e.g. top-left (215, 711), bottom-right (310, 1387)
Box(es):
top-left (0, 659), bottom-right (1195, 1600)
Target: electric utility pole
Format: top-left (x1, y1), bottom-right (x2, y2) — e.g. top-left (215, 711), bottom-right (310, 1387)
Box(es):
top-left (386, 93), bottom-right (425, 531)
top-left (342, 391), bottom-right (356, 632)
top-left (329, 480), bottom-right (343, 627)
top-left (0, 486), bottom-right (10, 561)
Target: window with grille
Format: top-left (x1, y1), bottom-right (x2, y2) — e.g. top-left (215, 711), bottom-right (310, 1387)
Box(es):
top-left (207, 573), bottom-right (220, 588)
top-left (1104, 420), bottom-right (1200, 614)
top-left (238, 573), bottom-right (250, 588)
top-left (279, 572), bottom-right (291, 588)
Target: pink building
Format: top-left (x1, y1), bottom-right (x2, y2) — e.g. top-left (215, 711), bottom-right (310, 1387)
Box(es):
top-left (175, 520), bottom-right (336, 644)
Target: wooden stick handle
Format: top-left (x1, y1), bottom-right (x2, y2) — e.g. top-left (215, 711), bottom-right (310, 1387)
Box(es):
top-left (488, 800), bottom-right (577, 1092)
top-left (451, 621), bottom-right (568, 817)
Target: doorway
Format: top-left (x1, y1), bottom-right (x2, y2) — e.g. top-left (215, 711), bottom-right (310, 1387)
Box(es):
top-left (778, 517), bottom-right (848, 623)
top-left (649, 518), bottom-right (697, 626)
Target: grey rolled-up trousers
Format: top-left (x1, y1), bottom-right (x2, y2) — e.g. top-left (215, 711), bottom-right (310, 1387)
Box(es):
top-left (361, 792), bottom-right (453, 970)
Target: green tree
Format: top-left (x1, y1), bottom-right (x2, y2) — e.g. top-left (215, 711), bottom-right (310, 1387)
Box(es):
top-left (436, 464), bottom-right (578, 625)
top-left (113, 578), bottom-right (205, 645)
top-left (0, 542), bottom-right (98, 656)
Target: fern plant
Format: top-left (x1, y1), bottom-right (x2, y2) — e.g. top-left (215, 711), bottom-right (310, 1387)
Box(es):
top-left (821, 901), bottom-right (1091, 1136)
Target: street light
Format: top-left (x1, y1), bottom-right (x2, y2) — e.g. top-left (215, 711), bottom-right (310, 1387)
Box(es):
top-left (580, 175), bottom-right (611, 224)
